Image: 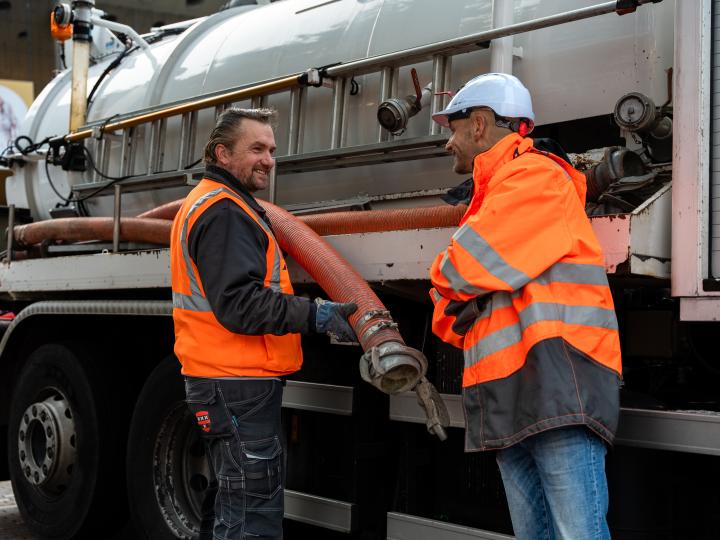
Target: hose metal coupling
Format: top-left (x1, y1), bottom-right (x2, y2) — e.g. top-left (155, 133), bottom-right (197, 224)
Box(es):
top-left (415, 376), bottom-right (450, 441)
top-left (359, 341), bottom-right (428, 395)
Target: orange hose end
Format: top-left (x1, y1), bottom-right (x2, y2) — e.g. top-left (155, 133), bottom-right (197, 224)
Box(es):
top-left (50, 12), bottom-right (72, 42)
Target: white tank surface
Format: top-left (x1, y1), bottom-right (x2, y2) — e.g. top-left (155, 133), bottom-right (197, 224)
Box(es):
top-left (8, 0), bottom-right (675, 220)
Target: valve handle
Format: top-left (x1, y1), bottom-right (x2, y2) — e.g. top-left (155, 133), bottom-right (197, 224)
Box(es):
top-left (410, 68), bottom-right (423, 109)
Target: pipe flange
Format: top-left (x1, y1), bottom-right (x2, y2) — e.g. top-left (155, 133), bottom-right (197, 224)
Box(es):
top-left (359, 340), bottom-right (428, 395)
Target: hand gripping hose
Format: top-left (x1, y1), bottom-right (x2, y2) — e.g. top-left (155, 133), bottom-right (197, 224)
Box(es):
top-left (259, 200), bottom-right (450, 440)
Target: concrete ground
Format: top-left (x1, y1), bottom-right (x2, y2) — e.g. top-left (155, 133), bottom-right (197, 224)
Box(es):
top-left (0, 480), bottom-right (341, 539)
top-left (0, 481), bottom-right (38, 540)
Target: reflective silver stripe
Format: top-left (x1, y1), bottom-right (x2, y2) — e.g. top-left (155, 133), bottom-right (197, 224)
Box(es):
top-left (431, 289), bottom-right (442, 303)
top-left (465, 323), bottom-right (522, 366)
top-left (173, 291), bottom-right (211, 312)
top-left (178, 188), bottom-right (224, 311)
top-left (458, 263), bottom-right (609, 339)
top-left (489, 291), bottom-right (514, 311)
top-left (463, 291), bottom-right (514, 336)
top-left (520, 302), bottom-right (618, 331)
top-left (452, 224), bottom-right (530, 290)
top-left (464, 302), bottom-right (618, 369)
top-left (218, 188), bottom-right (283, 292)
top-left (536, 262), bottom-right (608, 287)
top-left (439, 252), bottom-right (491, 296)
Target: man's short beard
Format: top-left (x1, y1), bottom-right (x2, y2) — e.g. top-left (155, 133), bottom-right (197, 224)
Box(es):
top-left (453, 159), bottom-right (473, 175)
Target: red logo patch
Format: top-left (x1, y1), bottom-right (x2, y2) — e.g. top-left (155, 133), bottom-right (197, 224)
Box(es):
top-left (195, 410), bottom-right (211, 433)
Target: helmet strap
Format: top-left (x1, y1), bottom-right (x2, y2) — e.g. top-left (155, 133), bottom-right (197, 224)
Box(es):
top-left (494, 115), bottom-right (532, 137)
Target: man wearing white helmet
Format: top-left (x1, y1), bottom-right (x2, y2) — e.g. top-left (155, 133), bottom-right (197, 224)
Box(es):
top-left (429, 73), bottom-right (621, 540)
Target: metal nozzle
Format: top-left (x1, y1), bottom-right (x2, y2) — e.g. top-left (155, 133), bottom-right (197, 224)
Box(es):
top-left (359, 341), bottom-right (427, 394)
top-left (377, 68), bottom-right (432, 135)
top-left (377, 97), bottom-right (421, 136)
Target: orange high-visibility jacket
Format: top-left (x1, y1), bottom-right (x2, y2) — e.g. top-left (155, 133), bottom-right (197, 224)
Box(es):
top-left (171, 178), bottom-right (302, 378)
top-left (430, 134), bottom-right (621, 451)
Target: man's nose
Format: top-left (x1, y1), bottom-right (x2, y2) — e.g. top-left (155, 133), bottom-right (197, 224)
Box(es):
top-left (262, 153), bottom-right (275, 169)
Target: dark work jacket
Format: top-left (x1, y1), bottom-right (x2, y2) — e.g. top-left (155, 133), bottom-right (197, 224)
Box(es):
top-left (187, 165), bottom-right (316, 336)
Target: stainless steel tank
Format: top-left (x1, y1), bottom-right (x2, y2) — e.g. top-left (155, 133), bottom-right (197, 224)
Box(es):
top-left (7, 0), bottom-right (675, 220)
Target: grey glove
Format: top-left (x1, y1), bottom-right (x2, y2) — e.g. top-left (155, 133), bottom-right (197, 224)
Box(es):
top-left (315, 298), bottom-right (358, 343)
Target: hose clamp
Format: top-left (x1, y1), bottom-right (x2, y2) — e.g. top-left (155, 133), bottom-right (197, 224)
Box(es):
top-left (355, 309), bottom-right (391, 329)
top-left (361, 320), bottom-right (398, 342)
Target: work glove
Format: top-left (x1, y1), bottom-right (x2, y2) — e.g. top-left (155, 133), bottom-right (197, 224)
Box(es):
top-left (314, 298), bottom-right (358, 343)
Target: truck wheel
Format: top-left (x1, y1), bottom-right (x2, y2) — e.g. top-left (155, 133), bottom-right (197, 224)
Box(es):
top-left (7, 342), bottom-right (126, 539)
top-left (127, 356), bottom-right (209, 539)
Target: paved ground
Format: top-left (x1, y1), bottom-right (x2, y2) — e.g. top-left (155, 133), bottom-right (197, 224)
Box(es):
top-left (0, 482), bottom-right (38, 540)
top-left (0, 481), bottom-right (340, 539)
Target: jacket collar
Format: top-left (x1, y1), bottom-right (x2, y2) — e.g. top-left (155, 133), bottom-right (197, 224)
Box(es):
top-left (203, 164), bottom-right (267, 218)
top-left (472, 133), bottom-right (533, 190)
top-left (459, 133), bottom-right (533, 226)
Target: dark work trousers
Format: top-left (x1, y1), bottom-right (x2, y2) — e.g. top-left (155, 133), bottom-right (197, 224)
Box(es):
top-left (185, 377), bottom-right (284, 540)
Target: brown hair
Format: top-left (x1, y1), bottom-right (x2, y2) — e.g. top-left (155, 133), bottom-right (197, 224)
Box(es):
top-left (203, 107), bottom-right (277, 165)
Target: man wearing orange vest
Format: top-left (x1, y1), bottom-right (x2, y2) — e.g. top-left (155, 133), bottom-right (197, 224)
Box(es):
top-left (430, 74), bottom-right (621, 540)
top-left (170, 108), bottom-right (356, 539)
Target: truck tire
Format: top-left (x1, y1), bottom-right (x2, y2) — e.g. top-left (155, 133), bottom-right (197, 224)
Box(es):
top-left (7, 342), bottom-right (127, 539)
top-left (127, 355), bottom-right (208, 539)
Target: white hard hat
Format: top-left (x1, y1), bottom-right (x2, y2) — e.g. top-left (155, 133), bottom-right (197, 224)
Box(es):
top-left (432, 73), bottom-right (535, 128)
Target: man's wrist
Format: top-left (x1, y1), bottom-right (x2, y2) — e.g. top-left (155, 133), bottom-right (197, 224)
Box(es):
top-left (307, 301), bottom-right (317, 333)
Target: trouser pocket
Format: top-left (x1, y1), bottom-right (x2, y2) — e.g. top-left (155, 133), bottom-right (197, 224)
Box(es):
top-left (185, 379), bottom-right (233, 438)
top-left (218, 436), bottom-right (284, 533)
top-left (241, 436), bottom-right (283, 501)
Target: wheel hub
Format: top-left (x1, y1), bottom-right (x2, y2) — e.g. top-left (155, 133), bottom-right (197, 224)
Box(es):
top-left (17, 392), bottom-right (76, 494)
top-left (152, 403), bottom-right (209, 538)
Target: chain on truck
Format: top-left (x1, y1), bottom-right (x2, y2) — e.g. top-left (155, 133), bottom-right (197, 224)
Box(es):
top-left (0, 0), bottom-right (718, 538)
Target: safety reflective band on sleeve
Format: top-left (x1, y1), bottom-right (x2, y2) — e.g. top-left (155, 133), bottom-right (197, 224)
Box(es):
top-left (431, 289), bottom-right (442, 303)
top-left (451, 224), bottom-right (530, 291)
top-left (464, 302), bottom-right (618, 369)
top-left (535, 262), bottom-right (608, 286)
top-left (439, 252), bottom-right (492, 296)
top-left (176, 188), bottom-right (225, 312)
top-left (487, 291), bottom-right (514, 311)
top-left (218, 188), bottom-right (282, 293)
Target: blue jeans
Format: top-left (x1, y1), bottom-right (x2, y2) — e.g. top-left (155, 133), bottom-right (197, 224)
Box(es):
top-left (496, 426), bottom-right (610, 540)
top-left (185, 377), bottom-right (284, 540)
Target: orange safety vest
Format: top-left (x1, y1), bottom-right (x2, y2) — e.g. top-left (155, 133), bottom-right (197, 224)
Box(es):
top-left (430, 134), bottom-right (621, 451)
top-left (170, 178), bottom-right (302, 378)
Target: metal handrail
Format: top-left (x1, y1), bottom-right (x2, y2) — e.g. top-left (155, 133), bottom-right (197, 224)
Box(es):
top-left (64, 73), bottom-right (304, 143)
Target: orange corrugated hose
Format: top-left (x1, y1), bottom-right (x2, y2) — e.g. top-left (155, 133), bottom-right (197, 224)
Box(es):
top-left (298, 204), bottom-right (466, 236)
top-left (12, 217), bottom-right (171, 249)
top-left (136, 198), bottom-right (467, 237)
top-left (260, 200), bottom-right (398, 350)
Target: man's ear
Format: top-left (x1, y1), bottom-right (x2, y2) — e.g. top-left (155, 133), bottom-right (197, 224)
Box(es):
top-left (215, 144), bottom-right (230, 166)
top-left (471, 112), bottom-right (486, 142)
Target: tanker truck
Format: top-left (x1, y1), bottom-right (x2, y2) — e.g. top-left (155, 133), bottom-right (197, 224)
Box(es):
top-left (1, 0), bottom-right (719, 538)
